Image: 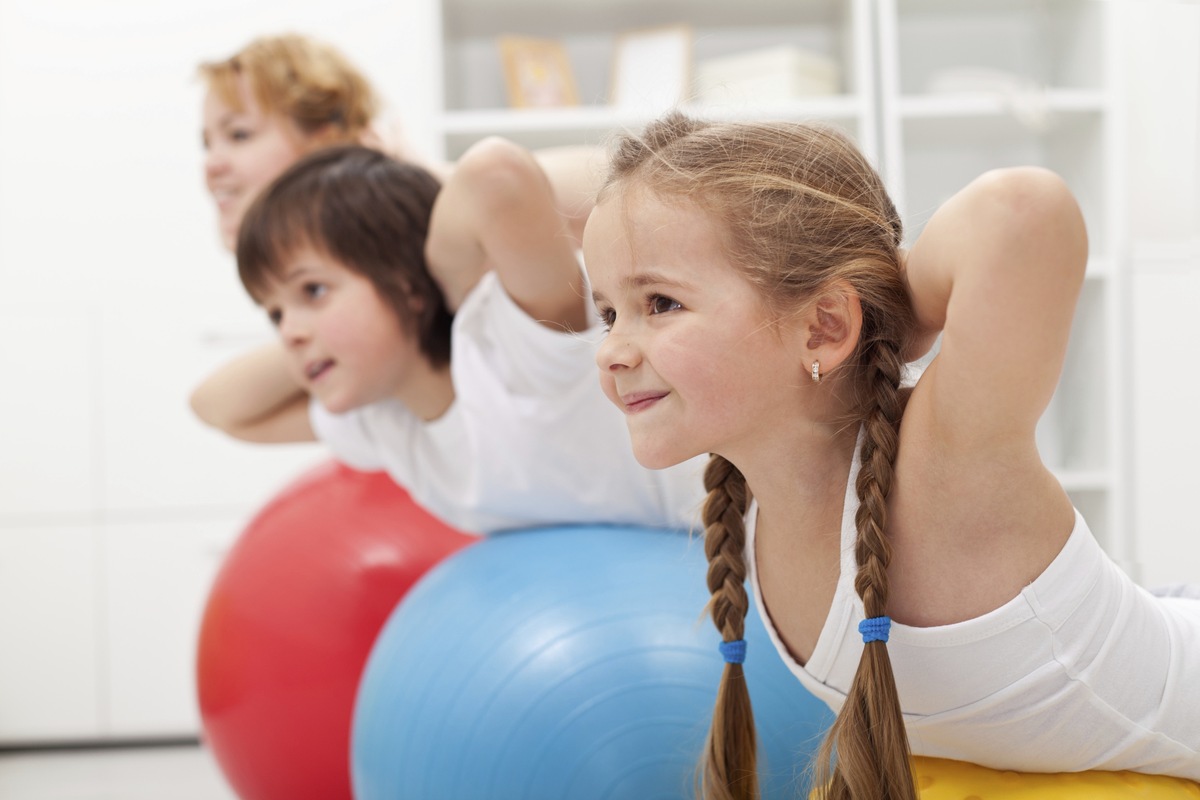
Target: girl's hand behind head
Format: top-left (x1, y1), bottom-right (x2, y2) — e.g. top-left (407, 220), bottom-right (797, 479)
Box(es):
top-left (897, 249), bottom-right (942, 363)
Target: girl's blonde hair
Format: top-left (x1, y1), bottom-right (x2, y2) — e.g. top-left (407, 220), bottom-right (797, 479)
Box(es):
top-left (600, 112), bottom-right (917, 800)
top-left (199, 33), bottom-right (378, 141)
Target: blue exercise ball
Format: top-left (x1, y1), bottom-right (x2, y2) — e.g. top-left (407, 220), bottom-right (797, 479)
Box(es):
top-left (351, 525), bottom-right (833, 799)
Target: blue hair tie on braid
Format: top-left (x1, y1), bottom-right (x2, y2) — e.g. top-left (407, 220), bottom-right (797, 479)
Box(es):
top-left (859, 616), bottom-right (891, 643)
top-left (719, 639), bottom-right (746, 664)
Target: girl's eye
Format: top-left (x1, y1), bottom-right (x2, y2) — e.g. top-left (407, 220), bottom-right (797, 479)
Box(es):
top-left (303, 282), bottom-right (327, 300)
top-left (229, 127), bottom-right (253, 142)
top-left (649, 294), bottom-right (682, 315)
top-left (597, 306), bottom-right (616, 331)
top-left (266, 308), bottom-right (282, 326)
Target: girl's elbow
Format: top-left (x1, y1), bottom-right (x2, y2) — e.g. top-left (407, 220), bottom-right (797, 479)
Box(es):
top-left (979, 167), bottom-right (1089, 274)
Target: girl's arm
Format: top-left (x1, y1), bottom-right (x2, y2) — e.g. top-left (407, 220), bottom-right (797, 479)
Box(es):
top-left (904, 167), bottom-right (1088, 447)
top-left (189, 341), bottom-right (317, 443)
top-left (424, 137), bottom-right (589, 331)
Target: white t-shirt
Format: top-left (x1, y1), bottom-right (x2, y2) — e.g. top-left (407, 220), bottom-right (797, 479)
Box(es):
top-left (746, 442), bottom-right (1200, 779)
top-left (311, 271), bottom-right (708, 535)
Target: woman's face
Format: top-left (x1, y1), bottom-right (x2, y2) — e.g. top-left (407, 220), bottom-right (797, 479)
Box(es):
top-left (201, 76), bottom-right (310, 251)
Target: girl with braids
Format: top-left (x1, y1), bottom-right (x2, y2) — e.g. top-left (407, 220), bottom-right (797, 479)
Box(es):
top-left (191, 141), bottom-right (707, 534)
top-left (584, 112), bottom-right (1200, 798)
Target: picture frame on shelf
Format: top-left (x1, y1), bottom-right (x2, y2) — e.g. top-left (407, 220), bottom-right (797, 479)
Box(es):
top-left (498, 36), bottom-right (580, 109)
top-left (610, 24), bottom-right (692, 113)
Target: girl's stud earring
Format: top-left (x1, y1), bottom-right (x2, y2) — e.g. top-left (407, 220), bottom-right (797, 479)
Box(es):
top-left (811, 361), bottom-right (821, 384)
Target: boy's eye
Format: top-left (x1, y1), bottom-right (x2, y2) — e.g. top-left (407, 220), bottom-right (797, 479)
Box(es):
top-left (649, 295), bottom-right (682, 315)
top-left (229, 127), bottom-right (253, 142)
top-left (266, 308), bottom-right (282, 326)
top-left (597, 306), bottom-right (616, 330)
top-left (303, 282), bottom-right (326, 300)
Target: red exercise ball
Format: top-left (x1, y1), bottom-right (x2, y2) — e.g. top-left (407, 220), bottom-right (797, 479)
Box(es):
top-left (196, 459), bottom-right (474, 800)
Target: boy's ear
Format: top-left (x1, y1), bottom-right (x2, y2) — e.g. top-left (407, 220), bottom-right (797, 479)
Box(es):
top-left (404, 287), bottom-right (427, 314)
top-left (304, 122), bottom-right (351, 151)
top-left (806, 282), bottom-right (862, 368)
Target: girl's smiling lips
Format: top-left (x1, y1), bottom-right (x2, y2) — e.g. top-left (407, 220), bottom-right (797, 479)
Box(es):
top-left (620, 390), bottom-right (668, 413)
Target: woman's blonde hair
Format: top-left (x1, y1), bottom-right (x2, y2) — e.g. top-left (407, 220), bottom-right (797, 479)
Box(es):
top-left (199, 33), bottom-right (378, 141)
top-left (600, 112), bottom-right (917, 800)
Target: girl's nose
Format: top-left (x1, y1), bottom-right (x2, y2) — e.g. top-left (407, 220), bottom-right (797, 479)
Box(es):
top-left (596, 331), bottom-right (640, 372)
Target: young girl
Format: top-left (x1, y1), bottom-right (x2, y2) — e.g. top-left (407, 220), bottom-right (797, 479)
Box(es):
top-left (583, 113), bottom-right (1200, 798)
top-left (190, 140), bottom-right (706, 535)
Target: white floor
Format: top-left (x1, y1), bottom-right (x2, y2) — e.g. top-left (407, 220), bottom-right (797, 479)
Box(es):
top-left (0, 742), bottom-right (239, 800)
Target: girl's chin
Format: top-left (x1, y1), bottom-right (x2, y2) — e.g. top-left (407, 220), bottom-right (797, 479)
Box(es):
top-left (632, 445), bottom-right (700, 472)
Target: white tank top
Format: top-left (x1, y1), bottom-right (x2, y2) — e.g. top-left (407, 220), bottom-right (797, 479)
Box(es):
top-left (745, 443), bottom-right (1200, 778)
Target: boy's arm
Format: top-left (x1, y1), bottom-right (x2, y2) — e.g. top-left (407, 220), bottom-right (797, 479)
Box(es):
top-left (370, 121), bottom-right (602, 252)
top-left (189, 341), bottom-right (317, 443)
top-left (425, 137), bottom-right (589, 331)
top-left (531, 144), bottom-right (605, 248)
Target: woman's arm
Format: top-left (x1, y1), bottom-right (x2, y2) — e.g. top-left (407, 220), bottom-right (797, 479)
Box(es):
top-left (424, 137), bottom-right (589, 331)
top-left (904, 166), bottom-right (1088, 447)
top-left (189, 341), bottom-right (316, 443)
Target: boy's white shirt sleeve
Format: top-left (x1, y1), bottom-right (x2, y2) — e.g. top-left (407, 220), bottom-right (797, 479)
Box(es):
top-left (454, 268), bottom-right (602, 397)
top-left (308, 398), bottom-right (387, 472)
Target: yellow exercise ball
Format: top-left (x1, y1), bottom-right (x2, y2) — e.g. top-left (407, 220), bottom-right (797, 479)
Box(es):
top-left (913, 756), bottom-right (1200, 799)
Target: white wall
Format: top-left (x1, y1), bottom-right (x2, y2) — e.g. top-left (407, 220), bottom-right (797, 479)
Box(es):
top-left (0, 0), bottom-right (432, 743)
top-left (1125, 0), bottom-right (1200, 587)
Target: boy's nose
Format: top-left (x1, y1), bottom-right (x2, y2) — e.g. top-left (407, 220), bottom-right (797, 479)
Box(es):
top-left (278, 314), bottom-right (309, 346)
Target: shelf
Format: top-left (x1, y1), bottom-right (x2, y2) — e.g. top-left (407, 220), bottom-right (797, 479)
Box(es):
top-left (440, 95), bottom-right (871, 156)
top-left (1084, 257), bottom-right (1112, 280)
top-left (1055, 470), bottom-right (1110, 493)
top-left (897, 88), bottom-right (1108, 120)
top-left (443, 0), bottom-right (849, 38)
top-left (440, 95), bottom-right (865, 136)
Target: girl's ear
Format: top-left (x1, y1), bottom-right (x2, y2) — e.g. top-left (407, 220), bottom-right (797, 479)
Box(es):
top-left (806, 281), bottom-right (862, 372)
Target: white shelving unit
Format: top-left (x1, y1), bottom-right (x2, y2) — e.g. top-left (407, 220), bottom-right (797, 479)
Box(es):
top-left (425, 0), bottom-right (1130, 570)
top-left (877, 0), bottom-right (1129, 570)
top-left (431, 0), bottom-right (879, 161)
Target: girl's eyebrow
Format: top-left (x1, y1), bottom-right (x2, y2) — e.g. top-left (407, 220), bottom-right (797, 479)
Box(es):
top-left (591, 271), bottom-right (692, 305)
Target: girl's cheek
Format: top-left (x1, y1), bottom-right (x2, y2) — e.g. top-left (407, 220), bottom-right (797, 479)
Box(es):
top-left (598, 373), bottom-right (621, 410)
